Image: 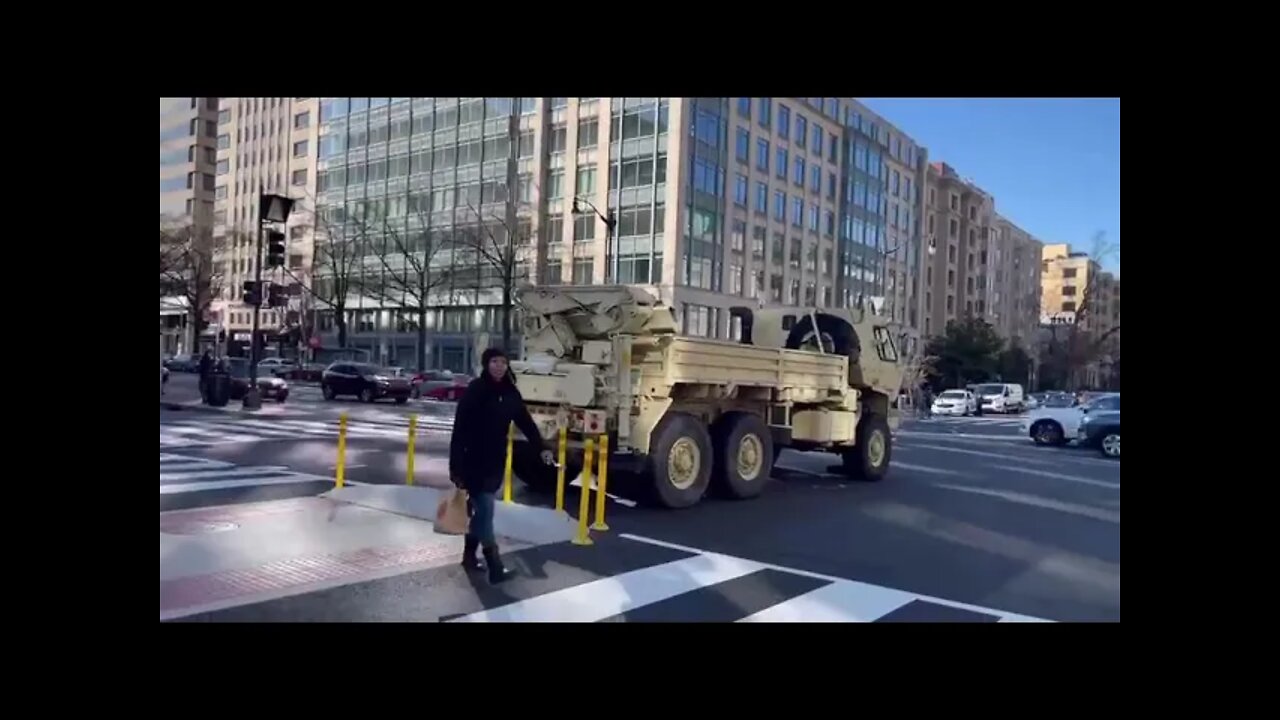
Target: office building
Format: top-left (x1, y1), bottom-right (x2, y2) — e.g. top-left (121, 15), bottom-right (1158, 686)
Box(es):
top-left (307, 98), bottom-right (937, 371)
top-left (211, 97), bottom-right (321, 350)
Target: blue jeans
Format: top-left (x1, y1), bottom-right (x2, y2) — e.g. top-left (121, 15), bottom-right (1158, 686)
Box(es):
top-left (468, 491), bottom-right (497, 547)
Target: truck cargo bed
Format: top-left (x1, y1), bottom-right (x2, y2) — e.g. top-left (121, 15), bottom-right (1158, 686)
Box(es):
top-left (638, 336), bottom-right (847, 402)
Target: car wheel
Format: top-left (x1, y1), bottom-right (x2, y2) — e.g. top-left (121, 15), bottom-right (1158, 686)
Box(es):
top-left (360, 388), bottom-right (375, 403)
top-left (1030, 420), bottom-right (1065, 446)
top-left (322, 384), bottom-right (336, 401)
top-left (1100, 432), bottom-right (1120, 459)
top-left (394, 396), bottom-right (408, 405)
top-left (277, 393), bottom-right (288, 403)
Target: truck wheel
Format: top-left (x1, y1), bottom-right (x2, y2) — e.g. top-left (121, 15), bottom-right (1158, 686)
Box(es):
top-left (711, 413), bottom-right (773, 500)
top-left (647, 412), bottom-right (712, 509)
top-left (841, 414), bottom-right (891, 481)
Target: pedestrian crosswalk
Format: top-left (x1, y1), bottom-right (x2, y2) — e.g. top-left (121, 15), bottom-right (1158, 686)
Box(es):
top-left (159, 452), bottom-right (345, 512)
top-left (159, 414), bottom-right (454, 449)
top-left (907, 415), bottom-right (1026, 429)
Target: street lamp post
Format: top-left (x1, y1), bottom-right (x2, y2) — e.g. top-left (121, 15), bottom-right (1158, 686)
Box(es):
top-left (572, 197), bottom-right (616, 283)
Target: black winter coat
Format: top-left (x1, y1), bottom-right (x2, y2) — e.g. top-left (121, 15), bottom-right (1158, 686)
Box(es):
top-left (449, 373), bottom-right (546, 494)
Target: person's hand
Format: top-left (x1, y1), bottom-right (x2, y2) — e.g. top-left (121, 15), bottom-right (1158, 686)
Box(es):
top-left (540, 449), bottom-right (555, 466)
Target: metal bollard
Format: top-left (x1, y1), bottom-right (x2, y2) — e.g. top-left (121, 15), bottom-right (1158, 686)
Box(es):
top-left (335, 412), bottom-right (348, 488)
top-left (591, 435), bottom-right (610, 532)
top-left (572, 439), bottom-right (595, 546)
top-left (406, 415), bottom-right (417, 486)
top-left (503, 422), bottom-right (515, 504)
top-left (555, 426), bottom-right (568, 512)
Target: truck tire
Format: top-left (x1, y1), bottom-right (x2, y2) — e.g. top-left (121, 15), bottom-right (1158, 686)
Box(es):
top-left (841, 414), bottom-right (891, 481)
top-left (710, 412), bottom-right (773, 500)
top-left (647, 412), bottom-right (712, 509)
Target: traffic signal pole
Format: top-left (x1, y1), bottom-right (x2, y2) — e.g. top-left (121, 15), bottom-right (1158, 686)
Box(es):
top-left (243, 187), bottom-right (265, 409)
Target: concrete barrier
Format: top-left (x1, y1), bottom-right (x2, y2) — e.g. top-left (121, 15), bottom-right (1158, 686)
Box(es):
top-left (324, 484), bottom-right (578, 546)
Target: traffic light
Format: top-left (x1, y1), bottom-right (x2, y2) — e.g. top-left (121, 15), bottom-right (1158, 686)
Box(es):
top-left (242, 280), bottom-right (261, 306)
top-left (266, 230), bottom-right (286, 268)
top-left (267, 282), bottom-right (289, 308)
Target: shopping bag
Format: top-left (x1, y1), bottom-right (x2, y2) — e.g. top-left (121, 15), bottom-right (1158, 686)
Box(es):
top-left (434, 487), bottom-right (470, 535)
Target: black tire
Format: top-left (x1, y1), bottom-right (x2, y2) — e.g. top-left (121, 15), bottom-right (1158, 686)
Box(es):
top-left (394, 396), bottom-right (408, 405)
top-left (710, 413), bottom-right (773, 500)
top-left (360, 387), bottom-right (375, 403)
top-left (277, 394), bottom-right (288, 403)
top-left (645, 412), bottom-right (713, 509)
top-left (841, 414), bottom-right (891, 481)
top-left (322, 384), bottom-right (336, 401)
top-left (1030, 420), bottom-right (1065, 446)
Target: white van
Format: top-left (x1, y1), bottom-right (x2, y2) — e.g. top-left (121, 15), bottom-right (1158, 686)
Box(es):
top-left (973, 383), bottom-right (1025, 413)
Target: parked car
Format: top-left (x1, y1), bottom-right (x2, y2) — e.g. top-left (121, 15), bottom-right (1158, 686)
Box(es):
top-left (223, 358), bottom-right (290, 402)
top-left (321, 362), bottom-right (412, 404)
top-left (932, 389), bottom-right (977, 416)
top-left (1077, 403), bottom-right (1120, 458)
top-left (1021, 393), bottom-right (1119, 446)
top-left (419, 379), bottom-right (468, 402)
top-left (257, 357), bottom-right (297, 378)
top-left (164, 354), bottom-right (200, 373)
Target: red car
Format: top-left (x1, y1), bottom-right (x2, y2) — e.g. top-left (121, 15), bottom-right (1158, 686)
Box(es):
top-left (418, 377), bottom-right (469, 402)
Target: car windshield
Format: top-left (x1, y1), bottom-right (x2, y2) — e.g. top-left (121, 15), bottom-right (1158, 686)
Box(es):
top-left (940, 391), bottom-right (967, 399)
top-left (975, 384), bottom-right (1005, 395)
top-left (1042, 395), bottom-right (1076, 408)
top-left (351, 363), bottom-right (382, 375)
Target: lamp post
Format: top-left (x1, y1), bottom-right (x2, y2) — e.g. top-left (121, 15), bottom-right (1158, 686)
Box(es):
top-left (571, 197), bottom-right (616, 283)
top-left (243, 190), bottom-right (295, 409)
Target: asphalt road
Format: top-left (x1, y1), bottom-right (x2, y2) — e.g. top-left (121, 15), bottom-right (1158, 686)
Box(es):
top-left (159, 387), bottom-right (1119, 622)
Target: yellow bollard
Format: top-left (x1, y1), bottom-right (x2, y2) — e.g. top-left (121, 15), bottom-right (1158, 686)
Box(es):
top-left (572, 439), bottom-right (595, 546)
top-left (406, 415), bottom-right (417, 486)
top-left (591, 435), bottom-right (610, 532)
top-left (502, 422), bottom-right (515, 504)
top-left (335, 412), bottom-right (348, 488)
top-left (554, 426), bottom-right (568, 512)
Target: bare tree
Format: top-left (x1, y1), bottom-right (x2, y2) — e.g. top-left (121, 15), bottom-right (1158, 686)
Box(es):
top-left (291, 197), bottom-right (366, 349)
top-left (455, 202), bottom-right (534, 352)
top-left (1038, 232), bottom-right (1121, 391)
top-left (160, 218), bottom-right (222, 348)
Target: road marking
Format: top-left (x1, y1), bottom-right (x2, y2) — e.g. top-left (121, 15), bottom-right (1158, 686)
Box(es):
top-left (160, 475), bottom-right (330, 494)
top-left (898, 430), bottom-right (1026, 443)
top-left (450, 553), bottom-right (766, 623)
top-left (994, 465), bottom-right (1120, 490)
top-left (159, 466), bottom-right (295, 482)
top-left (890, 461), bottom-right (964, 476)
top-left (932, 482), bottom-right (1121, 523)
top-left (739, 578), bottom-right (916, 622)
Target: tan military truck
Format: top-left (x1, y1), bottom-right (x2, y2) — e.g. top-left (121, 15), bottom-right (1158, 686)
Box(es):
top-left (509, 285), bottom-right (906, 509)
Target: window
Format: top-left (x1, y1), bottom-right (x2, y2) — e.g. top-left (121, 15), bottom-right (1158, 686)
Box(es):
top-left (948, 244), bottom-right (957, 262)
top-left (1061, 301), bottom-right (1077, 312)
top-left (574, 214), bottom-right (595, 242)
top-left (776, 147), bottom-right (788, 179)
top-left (810, 166), bottom-right (821, 193)
top-left (823, 248), bottom-right (833, 275)
top-left (824, 210), bottom-right (834, 237)
top-left (218, 109), bottom-right (231, 125)
top-left (550, 97), bottom-right (569, 109)
top-left (204, 120), bottom-right (216, 137)
top-left (828, 172), bottom-right (836, 199)
top-left (778, 104), bottom-right (790, 137)
top-left (795, 115), bottom-right (807, 148)
top-left (794, 157), bottom-right (805, 186)
top-left (576, 164), bottom-right (597, 196)
top-left (738, 97), bottom-right (751, 118)
top-left (216, 159), bottom-right (230, 175)
top-left (289, 254), bottom-right (304, 270)
top-left (294, 111), bottom-right (311, 129)
top-left (904, 177), bottom-right (912, 202)
top-left (812, 125), bottom-right (822, 153)
top-left (1062, 285), bottom-right (1077, 296)
top-left (789, 238), bottom-right (802, 268)
top-left (791, 197), bottom-right (803, 226)
top-left (545, 260), bottom-right (563, 285)
top-left (757, 98), bottom-right (772, 129)
top-left (947, 295), bottom-right (955, 313)
top-left (772, 234), bottom-right (785, 264)
top-left (577, 118), bottom-right (599, 148)
top-left (808, 204), bottom-right (819, 231)
top-left (773, 190), bottom-right (786, 221)
top-left (949, 219), bottom-right (958, 238)
top-left (544, 215), bottom-right (564, 243)
top-left (757, 139), bottom-right (769, 172)
top-left (215, 185), bottom-right (227, 200)
top-left (547, 170), bottom-right (565, 199)
top-left (734, 174), bottom-right (748, 205)
top-left (829, 132), bottom-right (839, 162)
top-left (731, 220), bottom-right (747, 252)
top-left (293, 140), bottom-right (308, 158)
top-left (1063, 267), bottom-right (1077, 278)
top-left (217, 134), bottom-right (230, 150)
top-left (729, 263), bottom-right (744, 296)
top-left (573, 258), bottom-right (593, 284)
top-left (752, 226), bottom-right (766, 260)
top-left (755, 182), bottom-right (768, 213)
top-left (892, 170), bottom-right (900, 196)
top-left (547, 123), bottom-right (568, 153)
top-left (736, 127), bottom-right (750, 163)
top-left (950, 193), bottom-right (959, 210)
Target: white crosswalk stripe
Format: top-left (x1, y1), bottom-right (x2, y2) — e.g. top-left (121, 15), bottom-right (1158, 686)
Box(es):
top-left (159, 414), bottom-right (454, 449)
top-left (906, 415), bottom-right (1026, 428)
top-left (448, 533), bottom-right (1051, 624)
top-left (159, 453), bottom-right (348, 498)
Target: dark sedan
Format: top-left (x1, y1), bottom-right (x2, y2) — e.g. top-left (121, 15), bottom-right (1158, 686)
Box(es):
top-left (321, 362), bottom-right (412, 404)
top-left (225, 358), bottom-right (290, 402)
top-left (1077, 406), bottom-right (1120, 459)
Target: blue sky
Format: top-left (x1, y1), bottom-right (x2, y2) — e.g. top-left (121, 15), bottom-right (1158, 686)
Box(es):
top-left (861, 98), bottom-right (1120, 275)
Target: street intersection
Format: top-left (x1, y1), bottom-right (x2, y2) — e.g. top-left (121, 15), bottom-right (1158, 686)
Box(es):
top-left (159, 375), bottom-right (1119, 622)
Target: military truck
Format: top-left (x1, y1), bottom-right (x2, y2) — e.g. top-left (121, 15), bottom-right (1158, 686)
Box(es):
top-left (508, 285), bottom-right (906, 509)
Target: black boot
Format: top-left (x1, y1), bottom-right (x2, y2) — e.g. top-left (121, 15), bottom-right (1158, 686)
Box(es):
top-left (483, 545), bottom-right (515, 584)
top-left (461, 534), bottom-right (483, 572)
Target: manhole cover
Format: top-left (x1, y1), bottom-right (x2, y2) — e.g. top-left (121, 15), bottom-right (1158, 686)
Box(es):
top-left (161, 520), bottom-right (240, 536)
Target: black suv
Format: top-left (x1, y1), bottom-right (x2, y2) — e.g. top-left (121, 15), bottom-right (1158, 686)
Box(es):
top-left (321, 362), bottom-right (412, 404)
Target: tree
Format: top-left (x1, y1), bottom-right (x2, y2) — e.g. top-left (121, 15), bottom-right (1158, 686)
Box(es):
top-left (923, 314), bottom-right (1005, 390)
top-left (357, 203), bottom-right (454, 372)
top-left (296, 198), bottom-right (365, 349)
top-left (1037, 232), bottom-right (1120, 391)
top-left (997, 341), bottom-right (1033, 387)
top-left (159, 218), bottom-right (222, 348)
top-left (457, 202), bottom-right (533, 353)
